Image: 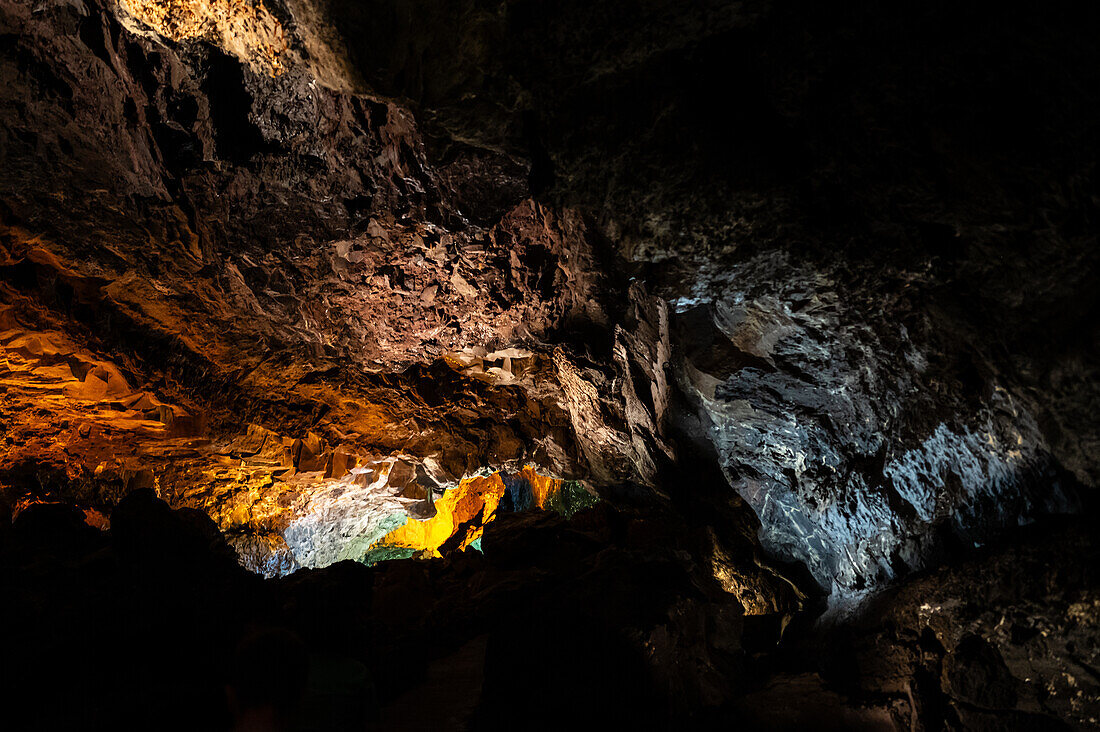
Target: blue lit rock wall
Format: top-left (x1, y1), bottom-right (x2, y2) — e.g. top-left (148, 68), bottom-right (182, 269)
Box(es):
top-left (674, 253), bottom-right (1078, 597)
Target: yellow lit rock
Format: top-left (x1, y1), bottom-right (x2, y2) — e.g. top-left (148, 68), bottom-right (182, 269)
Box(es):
top-left (379, 468), bottom-right (565, 557)
top-left (118, 0), bottom-right (287, 74)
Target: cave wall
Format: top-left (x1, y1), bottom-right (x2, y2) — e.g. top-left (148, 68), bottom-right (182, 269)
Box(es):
top-left (259, 0), bottom-right (1100, 596)
top-left (2, 0), bottom-right (1098, 601)
top-left (3, 0), bottom-right (1100, 728)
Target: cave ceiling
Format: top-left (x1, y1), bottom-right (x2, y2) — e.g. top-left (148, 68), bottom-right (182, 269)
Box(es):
top-left (1, 0), bottom-right (1099, 728)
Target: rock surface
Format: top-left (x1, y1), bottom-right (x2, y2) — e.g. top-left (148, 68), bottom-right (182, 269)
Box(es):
top-left (1, 0), bottom-right (1098, 728)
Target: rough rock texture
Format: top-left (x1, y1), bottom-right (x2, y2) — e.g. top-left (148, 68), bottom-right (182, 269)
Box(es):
top-left (4, 0), bottom-right (1093, 591)
top-left (0, 0), bottom-right (634, 572)
top-left (673, 253), bottom-right (1079, 595)
top-left (818, 519), bottom-right (1100, 730)
top-left (2, 0), bottom-right (1099, 728)
top-left (312, 0), bottom-right (1100, 596)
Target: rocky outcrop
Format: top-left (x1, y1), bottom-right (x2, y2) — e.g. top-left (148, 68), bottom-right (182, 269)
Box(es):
top-left (0, 0), bottom-right (630, 567)
top-left (822, 519), bottom-right (1100, 730)
top-left (673, 252), bottom-right (1079, 596)
top-left (167, 0), bottom-right (1099, 599)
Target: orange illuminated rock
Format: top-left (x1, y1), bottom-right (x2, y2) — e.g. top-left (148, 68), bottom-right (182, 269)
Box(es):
top-left (2, 317), bottom-right (569, 574)
top-left (516, 465), bottom-right (559, 509)
top-left (380, 473), bottom-right (505, 556)
top-left (118, 0), bottom-right (287, 74)
top-left (379, 468), bottom-right (566, 557)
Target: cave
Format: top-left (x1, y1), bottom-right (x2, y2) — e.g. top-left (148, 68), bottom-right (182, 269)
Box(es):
top-left (1, 0), bottom-right (1098, 730)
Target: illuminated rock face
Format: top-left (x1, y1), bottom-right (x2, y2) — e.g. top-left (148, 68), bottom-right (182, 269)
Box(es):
top-left (0, 0), bottom-right (1096, 615)
top-left (0, 316), bottom-right (596, 574)
top-left (377, 467), bottom-right (597, 558)
top-left (673, 255), bottom-right (1078, 596)
top-left (0, 297), bottom-right (594, 575)
top-left (117, 0), bottom-right (288, 73)
top-left (0, 0), bottom-right (618, 575)
top-left (2, 0), bottom-right (1099, 727)
top-left (273, 463), bottom-right (595, 574)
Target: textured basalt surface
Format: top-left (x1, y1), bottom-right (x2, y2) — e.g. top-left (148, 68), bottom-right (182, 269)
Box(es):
top-left (1, 0), bottom-right (1098, 729)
